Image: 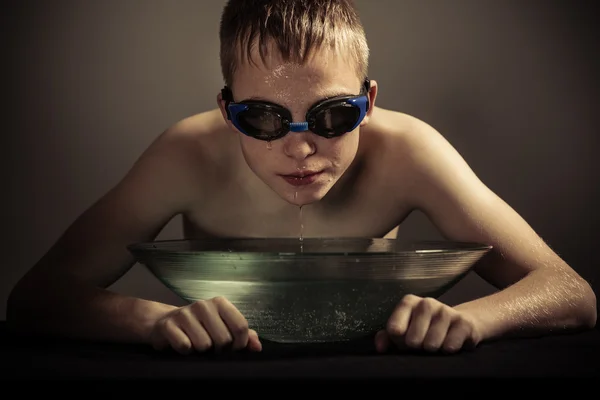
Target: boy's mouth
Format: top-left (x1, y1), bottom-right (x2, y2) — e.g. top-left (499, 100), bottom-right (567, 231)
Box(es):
top-left (280, 170), bottom-right (324, 186)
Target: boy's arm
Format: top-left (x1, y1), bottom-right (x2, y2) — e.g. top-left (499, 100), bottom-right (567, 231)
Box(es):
top-left (6, 123), bottom-right (204, 344)
top-left (404, 120), bottom-right (596, 341)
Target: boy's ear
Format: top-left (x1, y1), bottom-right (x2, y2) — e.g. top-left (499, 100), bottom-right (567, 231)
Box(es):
top-left (216, 91), bottom-right (229, 122)
top-left (217, 90), bottom-right (240, 134)
top-left (360, 79), bottom-right (378, 127)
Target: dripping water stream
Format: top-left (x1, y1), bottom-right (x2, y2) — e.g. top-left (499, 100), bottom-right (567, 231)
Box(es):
top-left (295, 191), bottom-right (304, 253)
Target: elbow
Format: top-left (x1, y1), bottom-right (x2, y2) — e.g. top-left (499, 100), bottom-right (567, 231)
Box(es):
top-left (579, 280), bottom-right (597, 329)
top-left (583, 284), bottom-right (598, 329)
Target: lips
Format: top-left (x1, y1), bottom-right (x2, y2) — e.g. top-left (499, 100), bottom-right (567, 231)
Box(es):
top-left (285, 170), bottom-right (320, 178)
top-left (280, 170), bottom-right (324, 186)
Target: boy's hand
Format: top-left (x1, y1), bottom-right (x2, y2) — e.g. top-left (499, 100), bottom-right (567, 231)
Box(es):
top-left (374, 294), bottom-right (481, 354)
top-left (149, 296), bottom-right (262, 354)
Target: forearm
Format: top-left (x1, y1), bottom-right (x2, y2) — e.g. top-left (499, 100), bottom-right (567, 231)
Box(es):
top-left (454, 267), bottom-right (597, 342)
top-left (7, 277), bottom-right (177, 344)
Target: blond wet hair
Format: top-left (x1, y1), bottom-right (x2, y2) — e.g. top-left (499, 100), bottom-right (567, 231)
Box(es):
top-left (219, 0), bottom-right (370, 87)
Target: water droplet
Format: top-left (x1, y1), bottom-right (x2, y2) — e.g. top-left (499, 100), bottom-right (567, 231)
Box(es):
top-left (299, 205), bottom-right (304, 253)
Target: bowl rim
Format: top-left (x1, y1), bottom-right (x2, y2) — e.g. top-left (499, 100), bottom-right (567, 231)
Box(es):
top-left (126, 237), bottom-right (493, 256)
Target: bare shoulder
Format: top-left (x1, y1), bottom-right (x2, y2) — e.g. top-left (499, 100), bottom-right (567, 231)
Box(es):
top-left (161, 109), bottom-right (233, 156)
top-left (133, 109), bottom-right (232, 201)
top-left (146, 109), bottom-right (230, 166)
top-left (366, 106), bottom-right (506, 235)
top-left (366, 106), bottom-right (577, 286)
top-left (362, 106), bottom-right (472, 206)
top-left (11, 109), bottom-right (230, 289)
top-left (366, 106), bottom-right (465, 168)
top-left (372, 108), bottom-right (498, 222)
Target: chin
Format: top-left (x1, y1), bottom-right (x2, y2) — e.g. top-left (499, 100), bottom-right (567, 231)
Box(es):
top-left (279, 182), bottom-right (336, 206)
top-left (289, 192), bottom-right (324, 206)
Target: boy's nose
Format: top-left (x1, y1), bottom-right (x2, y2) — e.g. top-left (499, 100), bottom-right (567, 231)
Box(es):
top-left (282, 131), bottom-right (316, 160)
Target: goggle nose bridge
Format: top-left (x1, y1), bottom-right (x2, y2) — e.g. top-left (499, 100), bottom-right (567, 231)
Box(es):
top-left (289, 122), bottom-right (309, 132)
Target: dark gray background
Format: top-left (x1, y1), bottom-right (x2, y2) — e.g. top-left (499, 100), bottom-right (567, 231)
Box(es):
top-left (2, 0), bottom-right (598, 318)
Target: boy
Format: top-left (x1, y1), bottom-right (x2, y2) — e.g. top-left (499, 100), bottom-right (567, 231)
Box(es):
top-left (7, 0), bottom-right (596, 355)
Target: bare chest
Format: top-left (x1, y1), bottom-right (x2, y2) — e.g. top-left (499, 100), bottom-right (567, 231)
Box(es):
top-left (183, 169), bottom-right (412, 240)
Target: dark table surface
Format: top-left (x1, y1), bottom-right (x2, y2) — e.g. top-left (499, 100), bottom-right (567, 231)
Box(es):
top-left (1, 321), bottom-right (599, 382)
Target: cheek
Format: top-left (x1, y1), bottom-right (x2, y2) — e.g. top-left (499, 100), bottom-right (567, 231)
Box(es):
top-left (239, 135), bottom-right (276, 171)
top-left (239, 137), bottom-right (262, 166)
top-left (323, 133), bottom-right (359, 166)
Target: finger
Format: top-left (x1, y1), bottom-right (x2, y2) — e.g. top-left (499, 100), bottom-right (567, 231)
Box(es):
top-left (403, 302), bottom-right (433, 349)
top-left (386, 295), bottom-right (419, 339)
top-left (442, 319), bottom-right (470, 354)
top-left (247, 329), bottom-right (262, 352)
top-left (191, 300), bottom-right (233, 351)
top-left (160, 319), bottom-right (193, 355)
top-left (150, 321), bottom-right (170, 351)
top-left (178, 311), bottom-right (213, 352)
top-left (213, 297), bottom-right (252, 350)
top-left (422, 309), bottom-right (453, 352)
top-left (463, 335), bottom-right (478, 351)
top-left (374, 329), bottom-right (391, 353)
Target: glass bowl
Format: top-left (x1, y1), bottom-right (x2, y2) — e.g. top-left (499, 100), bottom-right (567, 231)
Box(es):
top-left (127, 238), bottom-right (492, 343)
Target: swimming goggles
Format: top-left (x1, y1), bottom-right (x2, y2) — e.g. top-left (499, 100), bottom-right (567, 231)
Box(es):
top-left (221, 78), bottom-right (370, 141)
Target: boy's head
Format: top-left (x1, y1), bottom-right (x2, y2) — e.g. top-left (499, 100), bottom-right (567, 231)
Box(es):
top-left (217, 0), bottom-right (377, 206)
